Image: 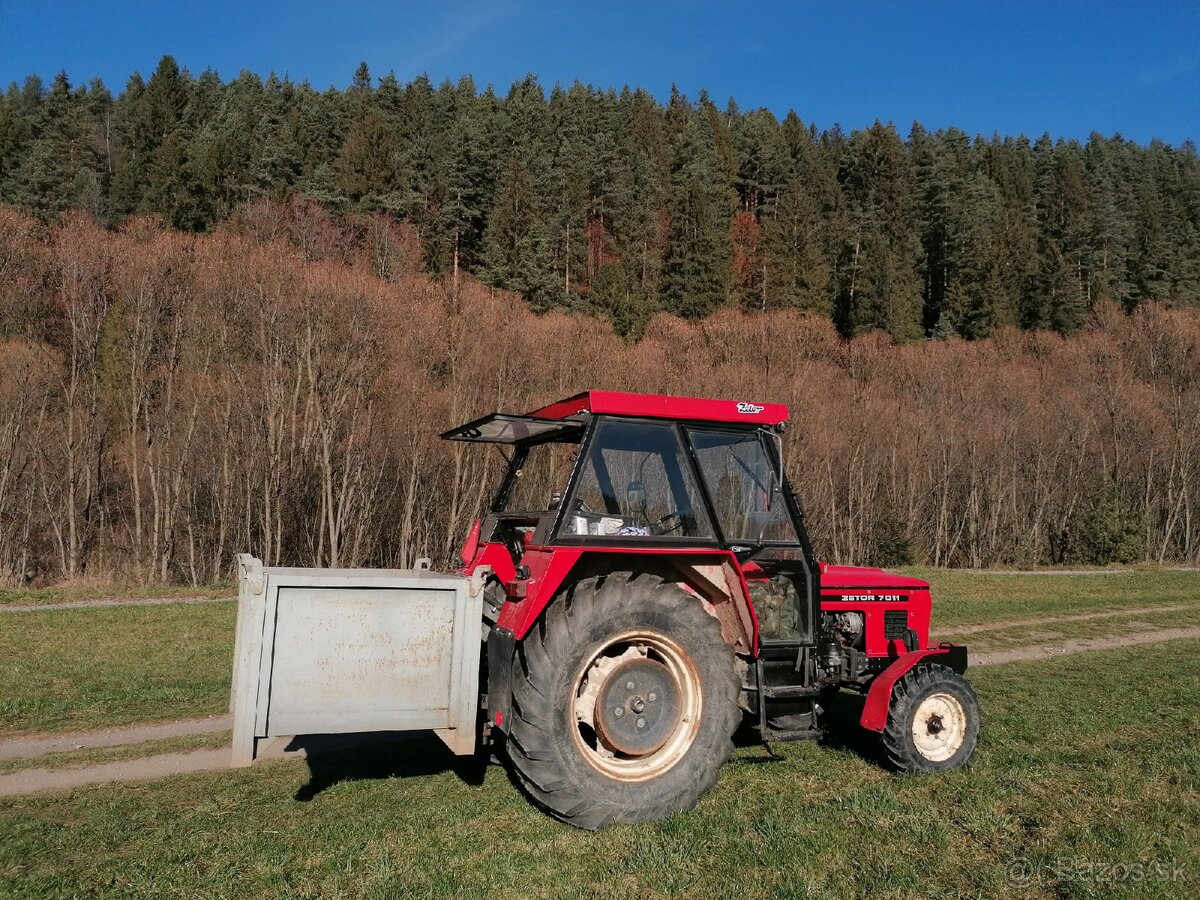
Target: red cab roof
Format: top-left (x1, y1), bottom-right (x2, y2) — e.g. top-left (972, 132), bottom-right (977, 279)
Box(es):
top-left (526, 391), bottom-right (789, 427)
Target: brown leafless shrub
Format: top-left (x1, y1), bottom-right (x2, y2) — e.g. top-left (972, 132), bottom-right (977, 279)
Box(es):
top-left (1, 202), bottom-right (1198, 584)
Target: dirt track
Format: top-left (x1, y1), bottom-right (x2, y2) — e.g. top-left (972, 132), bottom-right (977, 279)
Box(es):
top-left (0, 714), bottom-right (232, 761)
top-left (938, 602), bottom-right (1198, 637)
top-left (0, 748), bottom-right (236, 796)
top-left (970, 625), bottom-right (1200, 666)
top-left (959, 568), bottom-right (1134, 576)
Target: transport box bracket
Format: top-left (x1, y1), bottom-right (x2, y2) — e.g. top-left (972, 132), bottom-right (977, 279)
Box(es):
top-left (230, 555), bottom-right (484, 766)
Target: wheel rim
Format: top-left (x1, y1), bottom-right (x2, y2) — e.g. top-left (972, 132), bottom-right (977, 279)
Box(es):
top-left (911, 691), bottom-right (967, 762)
top-left (571, 630), bottom-right (702, 780)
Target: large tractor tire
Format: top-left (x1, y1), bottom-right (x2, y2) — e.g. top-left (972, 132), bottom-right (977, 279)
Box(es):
top-left (881, 663), bottom-right (980, 773)
top-left (506, 572), bottom-right (741, 829)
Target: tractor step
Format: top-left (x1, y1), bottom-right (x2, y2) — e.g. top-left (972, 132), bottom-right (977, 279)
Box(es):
top-left (761, 726), bottom-right (822, 743)
top-left (760, 684), bottom-right (821, 700)
top-left (754, 653), bottom-right (823, 746)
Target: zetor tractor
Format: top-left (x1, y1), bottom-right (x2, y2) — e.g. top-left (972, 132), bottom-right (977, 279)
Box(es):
top-left (444, 391), bottom-right (980, 827)
top-left (231, 391), bottom-right (980, 830)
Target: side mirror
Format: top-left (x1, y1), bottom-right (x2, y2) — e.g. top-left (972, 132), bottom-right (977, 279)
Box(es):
top-left (626, 480), bottom-right (647, 514)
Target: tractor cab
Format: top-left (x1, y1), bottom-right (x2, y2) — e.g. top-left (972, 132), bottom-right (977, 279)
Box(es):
top-left (443, 392), bottom-right (819, 644)
top-left (446, 408), bottom-right (800, 544)
top-left (444, 391), bottom-right (837, 750)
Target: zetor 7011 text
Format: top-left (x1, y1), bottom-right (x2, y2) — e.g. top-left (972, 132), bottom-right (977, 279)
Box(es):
top-left (230, 391), bottom-right (980, 829)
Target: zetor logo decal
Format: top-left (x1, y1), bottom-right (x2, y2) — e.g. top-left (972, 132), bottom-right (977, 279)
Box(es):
top-left (840, 594), bottom-right (904, 602)
top-left (736, 402), bottom-right (765, 414)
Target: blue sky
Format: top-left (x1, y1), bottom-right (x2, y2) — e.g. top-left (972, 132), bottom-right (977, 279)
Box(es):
top-left (1, 0), bottom-right (1197, 145)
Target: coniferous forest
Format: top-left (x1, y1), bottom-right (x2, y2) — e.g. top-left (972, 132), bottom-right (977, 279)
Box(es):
top-left (2, 58), bottom-right (1200, 583)
top-left (2, 58), bottom-right (1199, 338)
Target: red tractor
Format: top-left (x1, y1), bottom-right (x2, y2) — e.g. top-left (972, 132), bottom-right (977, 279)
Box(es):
top-left (442, 391), bottom-right (980, 828)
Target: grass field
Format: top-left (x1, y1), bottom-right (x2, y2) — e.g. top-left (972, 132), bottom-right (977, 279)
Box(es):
top-left (0, 602), bottom-right (234, 735)
top-left (0, 569), bottom-right (1197, 898)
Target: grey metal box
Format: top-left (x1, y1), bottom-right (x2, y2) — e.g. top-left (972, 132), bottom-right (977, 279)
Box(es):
top-left (230, 555), bottom-right (483, 765)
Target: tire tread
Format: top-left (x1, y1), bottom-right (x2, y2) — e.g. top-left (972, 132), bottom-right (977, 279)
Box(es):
top-left (506, 572), bottom-right (740, 828)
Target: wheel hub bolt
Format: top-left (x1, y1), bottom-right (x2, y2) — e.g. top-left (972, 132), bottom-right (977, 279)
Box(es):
top-left (614, 707), bottom-right (624, 717)
top-left (630, 698), bottom-right (646, 714)
top-left (636, 718), bottom-right (645, 728)
top-left (928, 715), bottom-right (943, 734)
top-left (626, 681), bottom-right (635, 690)
top-left (648, 692), bottom-right (656, 702)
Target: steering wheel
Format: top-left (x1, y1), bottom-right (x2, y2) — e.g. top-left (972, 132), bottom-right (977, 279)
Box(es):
top-left (649, 511), bottom-right (684, 535)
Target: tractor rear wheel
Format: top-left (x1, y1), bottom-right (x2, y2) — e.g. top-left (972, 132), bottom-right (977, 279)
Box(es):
top-left (881, 663), bottom-right (980, 773)
top-left (506, 572), bottom-right (741, 829)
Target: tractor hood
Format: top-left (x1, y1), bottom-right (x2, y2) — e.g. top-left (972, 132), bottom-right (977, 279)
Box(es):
top-left (819, 562), bottom-right (930, 592)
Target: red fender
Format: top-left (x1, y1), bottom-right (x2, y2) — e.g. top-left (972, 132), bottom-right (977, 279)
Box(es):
top-left (491, 547), bottom-right (759, 648)
top-left (859, 643), bottom-right (969, 733)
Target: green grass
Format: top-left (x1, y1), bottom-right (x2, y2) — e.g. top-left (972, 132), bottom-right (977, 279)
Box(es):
top-left (1, 642), bottom-right (1196, 899)
top-left (0, 581), bottom-right (232, 608)
top-left (0, 602), bottom-right (234, 735)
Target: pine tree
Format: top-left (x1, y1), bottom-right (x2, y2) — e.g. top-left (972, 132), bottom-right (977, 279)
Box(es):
top-left (300, 162), bottom-right (347, 209)
top-left (336, 108), bottom-right (402, 209)
top-left (430, 77), bottom-right (495, 278)
top-left (480, 75), bottom-right (557, 307)
top-left (610, 87), bottom-right (669, 308)
top-left (981, 134), bottom-right (1038, 329)
top-left (835, 122), bottom-right (922, 339)
top-left (658, 89), bottom-right (734, 317)
top-left (1084, 134), bottom-right (1135, 308)
top-left (0, 88), bottom-right (14, 190)
top-left (108, 72), bottom-right (146, 218)
top-left (1033, 136), bottom-right (1091, 331)
top-left (481, 153), bottom-right (557, 310)
top-left (7, 72), bottom-right (105, 219)
top-left (128, 56), bottom-right (201, 227)
top-left (254, 75), bottom-right (305, 199)
top-left (761, 174), bottom-right (829, 313)
top-left (729, 107), bottom-right (788, 309)
top-left (661, 173), bottom-right (729, 317)
top-left (589, 260), bottom-right (648, 338)
top-left (392, 73), bottom-right (438, 222)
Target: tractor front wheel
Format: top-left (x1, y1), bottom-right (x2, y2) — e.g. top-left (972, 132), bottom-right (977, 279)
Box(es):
top-left (506, 572), bottom-right (741, 829)
top-left (881, 663), bottom-right (980, 773)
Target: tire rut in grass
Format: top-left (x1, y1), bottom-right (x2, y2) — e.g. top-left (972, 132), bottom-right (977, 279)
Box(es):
top-left (937, 601), bottom-right (1199, 637)
top-left (0, 715), bottom-right (233, 760)
top-left (971, 626), bottom-right (1200, 666)
top-left (1, 596), bottom-right (233, 613)
top-left (0, 748), bottom-right (237, 797)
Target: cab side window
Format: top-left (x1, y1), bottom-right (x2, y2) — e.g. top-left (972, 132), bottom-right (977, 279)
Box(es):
top-left (688, 430), bottom-right (798, 544)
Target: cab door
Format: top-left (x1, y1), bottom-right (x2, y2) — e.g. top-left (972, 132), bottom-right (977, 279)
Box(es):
top-left (684, 425), bottom-right (820, 646)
